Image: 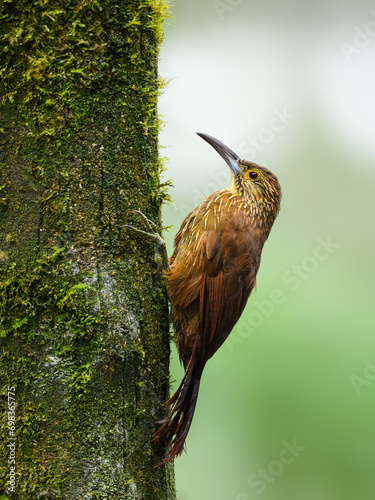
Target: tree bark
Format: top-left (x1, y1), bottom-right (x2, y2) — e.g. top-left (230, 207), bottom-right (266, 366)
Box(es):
top-left (0, 1), bottom-right (175, 498)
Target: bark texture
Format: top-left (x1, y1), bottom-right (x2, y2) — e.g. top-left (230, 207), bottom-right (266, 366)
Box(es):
top-left (0, 1), bottom-right (175, 498)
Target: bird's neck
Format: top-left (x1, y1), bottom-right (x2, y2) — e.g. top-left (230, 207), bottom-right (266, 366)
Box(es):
top-left (227, 180), bottom-right (278, 235)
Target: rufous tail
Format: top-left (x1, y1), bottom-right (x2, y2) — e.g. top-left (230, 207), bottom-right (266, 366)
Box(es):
top-left (153, 354), bottom-right (202, 466)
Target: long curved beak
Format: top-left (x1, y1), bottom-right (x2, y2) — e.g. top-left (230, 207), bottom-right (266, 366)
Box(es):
top-left (196, 132), bottom-right (243, 177)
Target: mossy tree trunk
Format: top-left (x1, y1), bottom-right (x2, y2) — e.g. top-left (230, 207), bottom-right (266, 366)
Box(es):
top-left (0, 1), bottom-right (175, 498)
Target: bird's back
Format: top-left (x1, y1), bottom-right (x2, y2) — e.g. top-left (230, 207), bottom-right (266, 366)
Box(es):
top-left (167, 189), bottom-right (266, 369)
top-left (153, 133), bottom-right (281, 465)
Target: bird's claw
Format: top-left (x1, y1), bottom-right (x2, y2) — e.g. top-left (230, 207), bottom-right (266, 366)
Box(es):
top-left (130, 210), bottom-right (158, 231)
top-left (120, 211), bottom-right (168, 273)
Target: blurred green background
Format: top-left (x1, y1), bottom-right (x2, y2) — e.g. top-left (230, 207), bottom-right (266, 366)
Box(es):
top-left (158, 1), bottom-right (375, 499)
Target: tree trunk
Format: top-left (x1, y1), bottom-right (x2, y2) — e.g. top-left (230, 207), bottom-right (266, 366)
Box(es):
top-left (0, 1), bottom-right (175, 498)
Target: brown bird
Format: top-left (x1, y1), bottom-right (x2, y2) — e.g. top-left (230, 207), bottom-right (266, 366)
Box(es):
top-left (152, 133), bottom-right (282, 465)
top-left (124, 133), bottom-right (282, 466)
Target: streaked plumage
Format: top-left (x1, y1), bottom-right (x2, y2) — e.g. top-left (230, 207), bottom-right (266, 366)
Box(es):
top-left (154, 133), bottom-right (282, 465)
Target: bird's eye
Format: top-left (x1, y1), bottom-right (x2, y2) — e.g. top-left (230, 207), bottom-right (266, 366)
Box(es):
top-left (249, 171), bottom-right (259, 180)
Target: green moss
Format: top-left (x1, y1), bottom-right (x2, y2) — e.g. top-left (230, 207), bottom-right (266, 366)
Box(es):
top-left (0, 0), bottom-right (175, 498)
top-left (0, 182), bottom-right (11, 207)
top-left (0, 247), bottom-right (105, 495)
top-left (0, 247), bottom-right (100, 340)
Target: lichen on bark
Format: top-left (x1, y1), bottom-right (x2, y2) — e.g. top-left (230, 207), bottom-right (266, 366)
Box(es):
top-left (0, 1), bottom-right (175, 498)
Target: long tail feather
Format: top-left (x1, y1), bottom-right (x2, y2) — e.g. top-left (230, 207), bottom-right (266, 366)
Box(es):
top-left (153, 354), bottom-right (202, 466)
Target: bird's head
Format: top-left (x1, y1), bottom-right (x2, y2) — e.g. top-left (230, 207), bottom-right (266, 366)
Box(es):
top-left (197, 132), bottom-right (282, 213)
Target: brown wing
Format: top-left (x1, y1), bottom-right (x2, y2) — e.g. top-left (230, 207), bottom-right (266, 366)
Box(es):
top-left (167, 195), bottom-right (261, 369)
top-left (156, 193), bottom-right (262, 463)
top-left (199, 216), bottom-right (260, 362)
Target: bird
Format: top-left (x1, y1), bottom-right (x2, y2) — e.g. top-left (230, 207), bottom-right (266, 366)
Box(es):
top-left (152, 132), bottom-right (282, 465)
top-left (123, 133), bottom-right (282, 466)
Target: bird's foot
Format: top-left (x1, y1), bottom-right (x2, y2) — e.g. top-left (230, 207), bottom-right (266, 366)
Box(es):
top-left (120, 210), bottom-right (168, 273)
